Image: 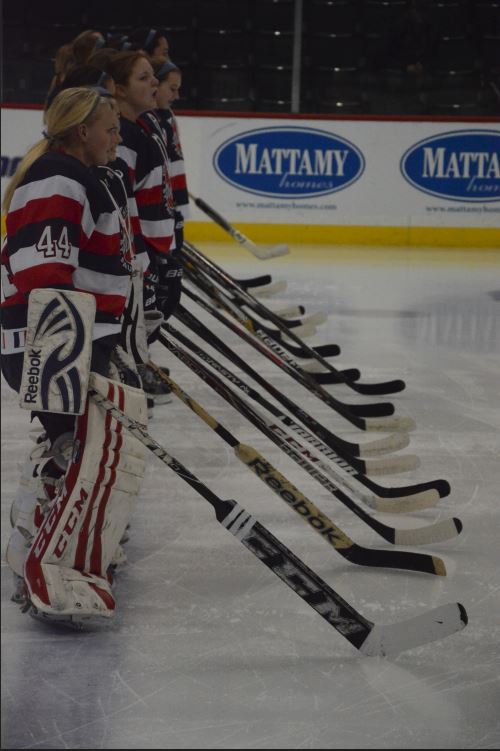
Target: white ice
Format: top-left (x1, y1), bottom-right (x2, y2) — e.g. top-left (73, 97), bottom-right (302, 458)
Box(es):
top-left (2, 244), bottom-right (500, 749)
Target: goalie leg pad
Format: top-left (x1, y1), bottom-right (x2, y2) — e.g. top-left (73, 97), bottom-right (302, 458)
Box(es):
top-left (24, 373), bottom-right (147, 621)
top-left (7, 432), bottom-right (70, 577)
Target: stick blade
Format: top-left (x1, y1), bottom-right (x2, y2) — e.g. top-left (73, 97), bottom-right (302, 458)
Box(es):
top-left (365, 416), bottom-right (417, 433)
top-left (303, 311), bottom-right (328, 327)
top-left (359, 603), bottom-right (468, 657)
top-left (373, 490), bottom-right (441, 513)
top-left (248, 242), bottom-right (290, 259)
top-left (394, 517), bottom-right (462, 546)
top-left (286, 323), bottom-right (316, 339)
top-left (357, 432), bottom-right (412, 455)
top-left (253, 280), bottom-right (288, 297)
top-left (365, 454), bottom-right (420, 477)
top-left (273, 305), bottom-right (306, 318)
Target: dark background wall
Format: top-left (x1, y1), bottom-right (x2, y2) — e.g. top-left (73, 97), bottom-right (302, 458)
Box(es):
top-left (2, 0), bottom-right (499, 115)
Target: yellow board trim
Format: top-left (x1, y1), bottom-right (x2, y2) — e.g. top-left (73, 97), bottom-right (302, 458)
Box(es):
top-left (192, 242), bottom-right (500, 267)
top-left (2, 215), bottom-right (498, 249)
top-left (185, 221), bottom-right (499, 248)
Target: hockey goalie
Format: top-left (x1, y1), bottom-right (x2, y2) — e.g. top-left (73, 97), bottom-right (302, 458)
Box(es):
top-left (3, 288), bottom-right (147, 627)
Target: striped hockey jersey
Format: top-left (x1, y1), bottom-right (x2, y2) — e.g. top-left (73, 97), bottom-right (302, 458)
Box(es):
top-left (1, 150), bottom-right (133, 354)
top-left (94, 157), bottom-right (149, 274)
top-left (141, 109), bottom-right (190, 220)
top-left (116, 116), bottom-right (175, 258)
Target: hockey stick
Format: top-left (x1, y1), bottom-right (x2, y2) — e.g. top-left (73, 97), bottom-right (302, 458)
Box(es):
top-left (234, 273), bottom-right (272, 289)
top-left (89, 382), bottom-right (467, 656)
top-left (232, 277), bottom-right (289, 300)
top-left (150, 352), bottom-right (460, 548)
top-left (255, 309), bottom-right (328, 331)
top-left (190, 264), bottom-right (345, 365)
top-left (203, 282), bottom-right (321, 344)
top-left (161, 319), bottom-right (446, 512)
top-left (252, 280), bottom-right (288, 298)
top-left (273, 304), bottom-right (306, 318)
top-left (182, 241), bottom-right (404, 396)
top-left (189, 266), bottom-right (391, 387)
top-left (173, 303), bottom-right (407, 463)
top-left (185, 267), bottom-right (412, 418)
top-left (189, 192), bottom-right (289, 260)
top-left (202, 274), bottom-right (340, 362)
top-left (185, 264), bottom-right (392, 396)
top-left (182, 280), bottom-right (413, 433)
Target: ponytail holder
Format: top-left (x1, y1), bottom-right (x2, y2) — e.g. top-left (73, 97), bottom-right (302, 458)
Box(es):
top-left (42, 129), bottom-right (56, 143)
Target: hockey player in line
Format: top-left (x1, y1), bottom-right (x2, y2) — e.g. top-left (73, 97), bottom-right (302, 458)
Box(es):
top-left (108, 50), bottom-right (182, 407)
top-left (126, 27), bottom-right (170, 60)
top-left (149, 57), bottom-right (190, 235)
top-left (1, 87), bottom-right (147, 626)
top-left (136, 59), bottom-right (187, 319)
top-left (42, 65), bottom-right (155, 387)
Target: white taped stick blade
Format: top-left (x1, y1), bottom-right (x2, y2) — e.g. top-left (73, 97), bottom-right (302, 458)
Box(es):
top-left (253, 280), bottom-right (288, 297)
top-left (285, 323), bottom-right (316, 339)
top-left (359, 603), bottom-right (468, 657)
top-left (273, 305), bottom-right (304, 318)
top-left (244, 240), bottom-right (289, 260)
top-left (303, 311), bottom-right (328, 327)
top-left (19, 289), bottom-right (95, 415)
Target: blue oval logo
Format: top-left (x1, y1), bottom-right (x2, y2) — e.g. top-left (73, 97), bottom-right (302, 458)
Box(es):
top-left (213, 127), bottom-right (365, 198)
top-left (401, 129), bottom-right (500, 202)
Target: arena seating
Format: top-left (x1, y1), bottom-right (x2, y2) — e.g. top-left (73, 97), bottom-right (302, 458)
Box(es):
top-left (1, 0), bottom-right (498, 115)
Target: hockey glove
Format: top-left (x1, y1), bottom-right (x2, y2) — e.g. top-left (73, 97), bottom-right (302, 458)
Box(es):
top-left (174, 210), bottom-right (184, 251)
top-left (156, 253), bottom-right (183, 320)
top-left (143, 264), bottom-right (158, 313)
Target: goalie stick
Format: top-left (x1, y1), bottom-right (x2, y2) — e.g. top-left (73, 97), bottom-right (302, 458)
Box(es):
top-left (182, 241), bottom-right (404, 396)
top-left (150, 352), bottom-right (460, 548)
top-left (189, 192), bottom-right (289, 260)
top-left (147, 353), bottom-right (447, 561)
top-left (182, 279), bottom-right (413, 433)
top-left (161, 320), bottom-right (446, 513)
top-left (89, 383), bottom-right (468, 656)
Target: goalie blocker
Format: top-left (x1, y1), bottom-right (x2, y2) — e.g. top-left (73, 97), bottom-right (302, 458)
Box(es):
top-left (19, 289), bottom-right (95, 415)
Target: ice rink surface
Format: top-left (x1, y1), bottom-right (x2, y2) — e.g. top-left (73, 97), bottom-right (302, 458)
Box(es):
top-left (1, 243), bottom-right (499, 749)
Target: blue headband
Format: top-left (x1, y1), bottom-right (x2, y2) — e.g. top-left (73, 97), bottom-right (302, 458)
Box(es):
top-left (155, 60), bottom-right (178, 80)
top-left (144, 28), bottom-right (157, 50)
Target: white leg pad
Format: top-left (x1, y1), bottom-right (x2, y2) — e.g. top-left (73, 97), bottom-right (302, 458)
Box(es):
top-left (24, 373), bottom-right (147, 621)
top-left (7, 437), bottom-right (62, 577)
top-left (31, 565), bottom-right (116, 619)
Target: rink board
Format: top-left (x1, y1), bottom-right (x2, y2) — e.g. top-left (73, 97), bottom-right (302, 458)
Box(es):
top-left (1, 106), bottom-right (499, 247)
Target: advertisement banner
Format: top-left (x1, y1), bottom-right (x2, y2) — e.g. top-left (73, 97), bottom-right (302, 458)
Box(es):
top-left (2, 108), bottom-right (499, 238)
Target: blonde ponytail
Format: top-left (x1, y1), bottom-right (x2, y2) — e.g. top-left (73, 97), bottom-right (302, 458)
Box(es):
top-left (3, 87), bottom-right (110, 213)
top-left (2, 140), bottom-right (50, 213)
